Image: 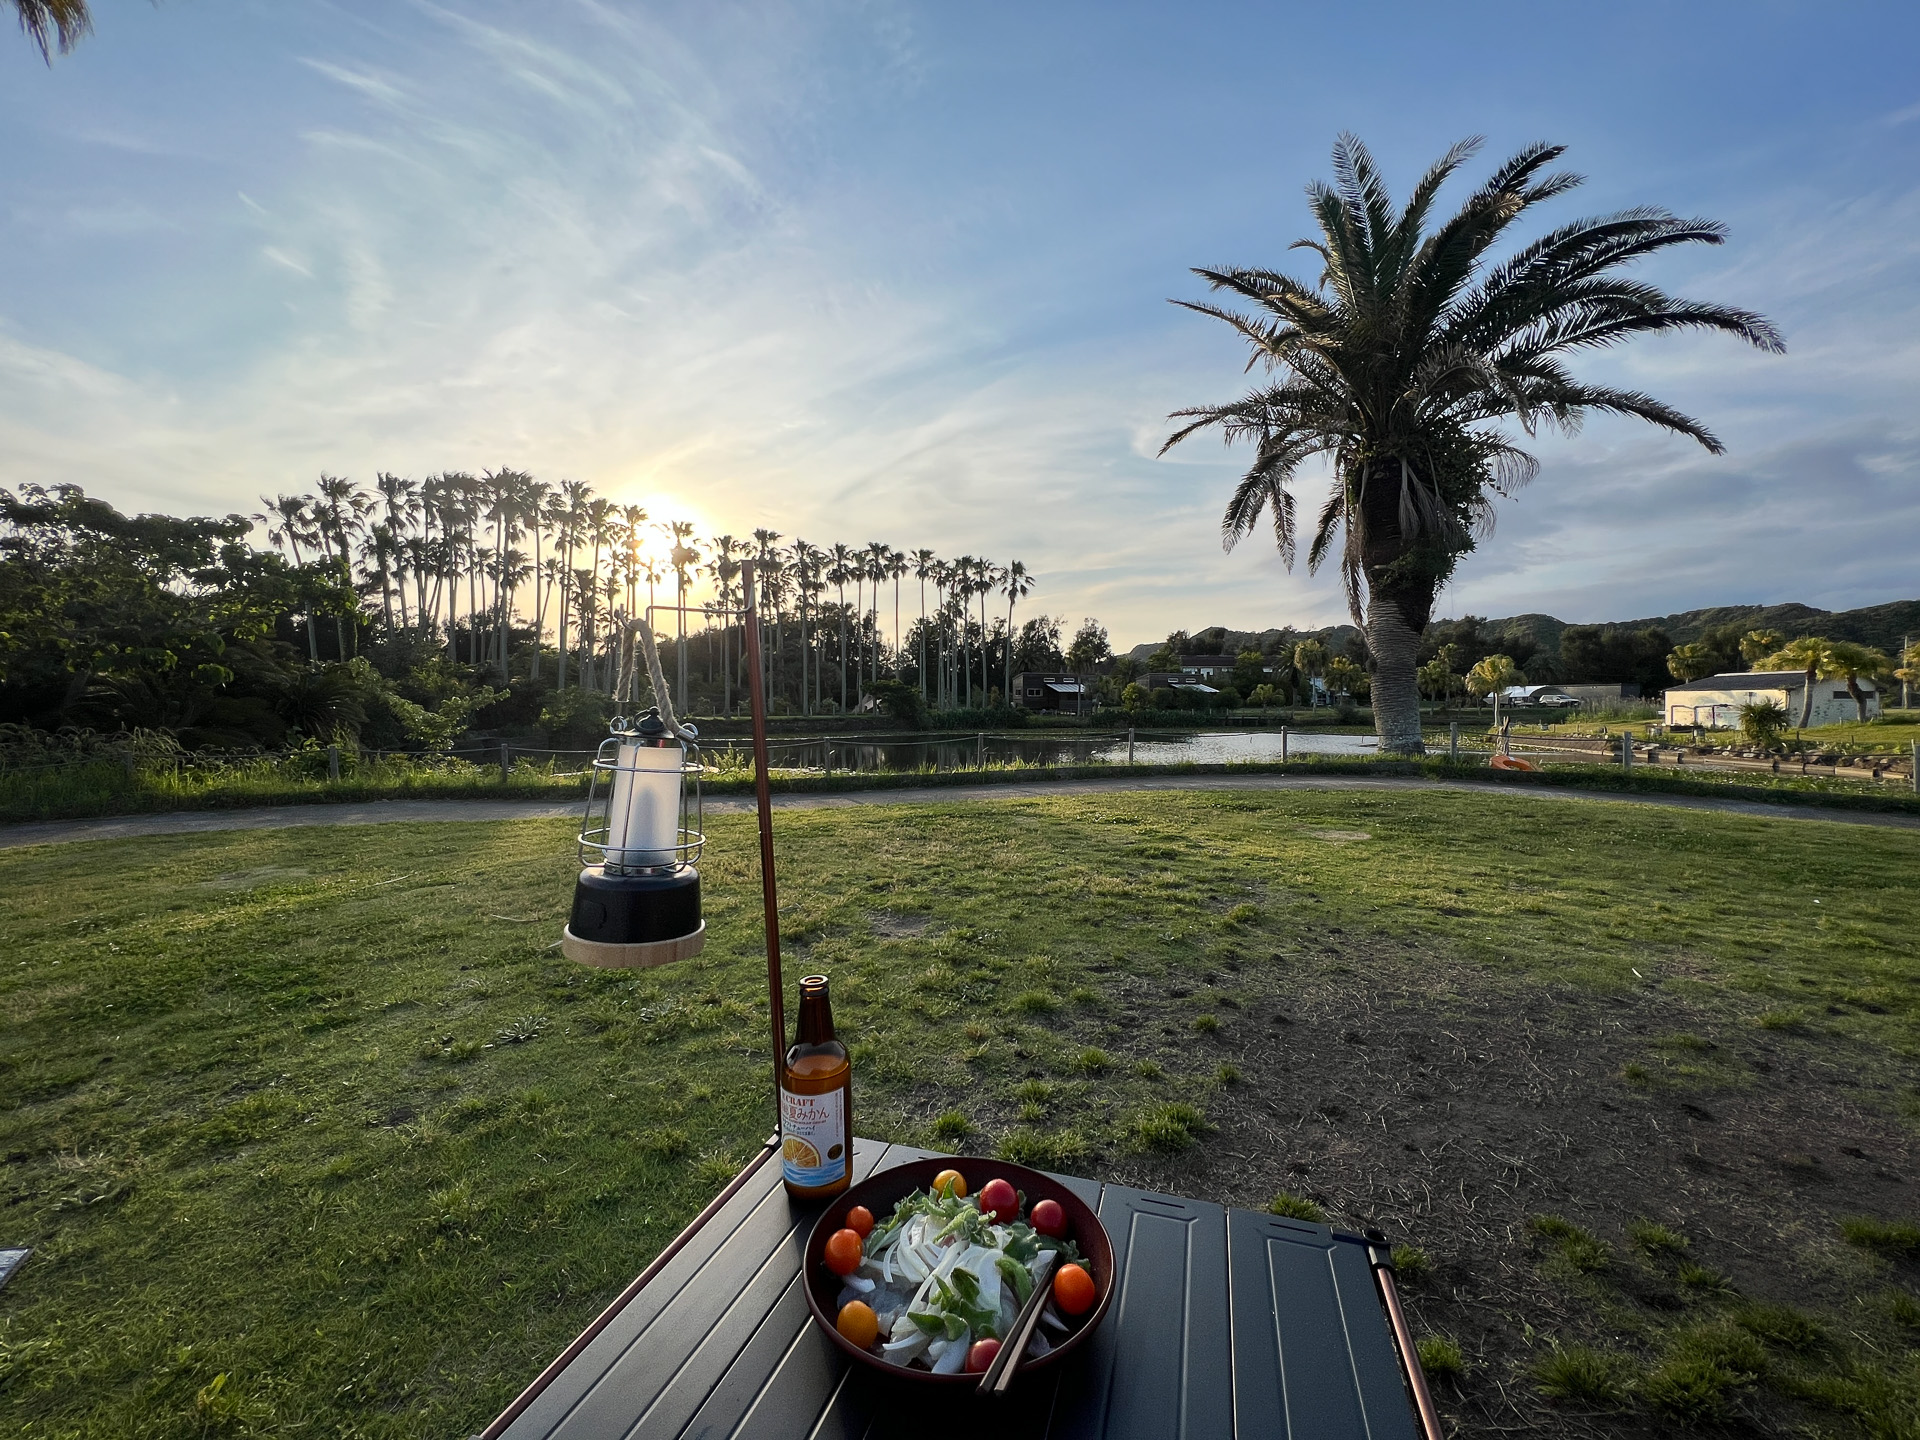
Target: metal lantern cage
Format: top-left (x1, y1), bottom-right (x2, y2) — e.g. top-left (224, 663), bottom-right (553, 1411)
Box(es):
top-left (558, 612), bottom-right (714, 970)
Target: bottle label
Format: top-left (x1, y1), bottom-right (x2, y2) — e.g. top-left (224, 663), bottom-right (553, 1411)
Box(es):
top-left (780, 1085), bottom-right (847, 1187)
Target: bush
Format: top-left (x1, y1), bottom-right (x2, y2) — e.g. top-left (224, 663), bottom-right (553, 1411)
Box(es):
top-left (538, 687), bottom-right (615, 743)
top-left (864, 680), bottom-right (926, 728)
top-left (1738, 698), bottom-right (1790, 751)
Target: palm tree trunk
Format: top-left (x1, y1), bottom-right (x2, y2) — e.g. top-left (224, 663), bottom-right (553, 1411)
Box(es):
top-left (1364, 587), bottom-right (1425, 755)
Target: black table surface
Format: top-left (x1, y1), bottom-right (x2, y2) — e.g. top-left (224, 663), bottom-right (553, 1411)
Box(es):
top-left (494, 1139), bottom-right (1420, 1440)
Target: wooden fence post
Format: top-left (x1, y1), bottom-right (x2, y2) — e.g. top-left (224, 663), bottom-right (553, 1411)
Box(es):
top-left (327, 745), bottom-right (340, 782)
top-left (1448, 722), bottom-right (1458, 762)
top-left (500, 743), bottom-right (511, 783)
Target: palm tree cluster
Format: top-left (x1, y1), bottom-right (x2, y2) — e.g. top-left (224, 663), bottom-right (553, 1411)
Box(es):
top-left (253, 471), bottom-right (1041, 718)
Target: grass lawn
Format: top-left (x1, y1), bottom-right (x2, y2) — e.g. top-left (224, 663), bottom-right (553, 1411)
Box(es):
top-left (3, 790), bottom-right (1918, 1437)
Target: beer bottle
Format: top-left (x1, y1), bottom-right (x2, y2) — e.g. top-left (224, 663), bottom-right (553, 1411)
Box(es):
top-left (781, 974), bottom-right (852, 1198)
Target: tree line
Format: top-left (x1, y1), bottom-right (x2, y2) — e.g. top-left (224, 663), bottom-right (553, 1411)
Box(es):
top-left (0, 477), bottom-right (1104, 752)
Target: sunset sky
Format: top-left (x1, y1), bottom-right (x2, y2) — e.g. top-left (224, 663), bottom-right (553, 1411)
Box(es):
top-left (3, 1), bottom-right (1916, 646)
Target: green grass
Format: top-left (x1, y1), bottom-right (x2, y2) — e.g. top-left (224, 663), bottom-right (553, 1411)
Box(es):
top-left (1534, 1344), bottom-right (1635, 1407)
top-left (1840, 1216), bottom-right (1920, 1259)
top-left (1268, 1192), bottom-right (1327, 1223)
top-left (5, 787), bottom-right (1920, 1436)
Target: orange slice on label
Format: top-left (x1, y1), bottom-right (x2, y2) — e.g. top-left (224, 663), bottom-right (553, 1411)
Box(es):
top-left (783, 1136), bottom-right (821, 1167)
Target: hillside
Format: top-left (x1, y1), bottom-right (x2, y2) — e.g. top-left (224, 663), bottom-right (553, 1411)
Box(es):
top-left (1128, 597), bottom-right (1920, 664)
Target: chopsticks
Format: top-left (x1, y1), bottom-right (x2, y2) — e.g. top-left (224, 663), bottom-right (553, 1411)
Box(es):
top-left (977, 1250), bottom-right (1060, 1395)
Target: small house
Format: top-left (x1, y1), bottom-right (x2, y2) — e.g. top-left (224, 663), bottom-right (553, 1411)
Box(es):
top-left (1012, 672), bottom-right (1091, 715)
top-left (1664, 670), bottom-right (1880, 729)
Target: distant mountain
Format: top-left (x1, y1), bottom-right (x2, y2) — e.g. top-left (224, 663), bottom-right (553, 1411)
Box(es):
top-left (1126, 597), bottom-right (1920, 664)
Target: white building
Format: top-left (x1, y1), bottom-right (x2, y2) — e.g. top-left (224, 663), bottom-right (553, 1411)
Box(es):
top-left (1664, 670), bottom-right (1880, 730)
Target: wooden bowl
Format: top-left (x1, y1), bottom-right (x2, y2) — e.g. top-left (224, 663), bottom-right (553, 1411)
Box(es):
top-left (803, 1157), bottom-right (1114, 1386)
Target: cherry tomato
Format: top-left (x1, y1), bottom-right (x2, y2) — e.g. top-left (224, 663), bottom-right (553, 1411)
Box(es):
top-left (966, 1337), bottom-right (1002, 1373)
top-left (932, 1168), bottom-right (968, 1199)
top-left (837, 1299), bottom-right (879, 1349)
top-left (824, 1227), bottom-right (863, 1276)
top-left (978, 1177), bottom-right (1018, 1223)
top-left (1053, 1262), bottom-right (1096, 1316)
top-left (1029, 1198), bottom-right (1067, 1238)
top-left (844, 1205), bottom-right (875, 1238)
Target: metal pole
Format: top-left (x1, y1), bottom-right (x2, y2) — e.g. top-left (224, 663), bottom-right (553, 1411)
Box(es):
top-left (1911, 740), bottom-right (1917, 796)
top-left (977, 732), bottom-right (985, 770)
top-left (1622, 733), bottom-right (1632, 772)
top-left (327, 744), bottom-right (340, 782)
top-left (740, 561), bottom-right (787, 1120)
top-left (1281, 725), bottom-right (1289, 763)
top-left (1366, 1236), bottom-right (1445, 1440)
top-left (1449, 722), bottom-right (1458, 762)
top-left (1127, 727), bottom-right (1135, 766)
top-left (500, 742), bottom-right (511, 783)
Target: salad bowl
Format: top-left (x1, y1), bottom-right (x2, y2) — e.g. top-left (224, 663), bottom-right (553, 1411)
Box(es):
top-left (802, 1156), bottom-right (1115, 1386)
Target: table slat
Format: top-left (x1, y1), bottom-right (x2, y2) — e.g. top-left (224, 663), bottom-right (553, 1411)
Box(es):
top-left (1050, 1185), bottom-right (1233, 1440)
top-left (506, 1139), bottom-right (889, 1440)
top-left (1225, 1213), bottom-right (1418, 1440)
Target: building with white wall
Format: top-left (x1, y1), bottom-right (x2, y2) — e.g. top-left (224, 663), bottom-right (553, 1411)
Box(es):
top-left (1664, 670), bottom-right (1880, 729)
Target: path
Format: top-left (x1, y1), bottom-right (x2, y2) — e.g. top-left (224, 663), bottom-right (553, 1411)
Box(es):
top-left (3, 774), bottom-right (1916, 851)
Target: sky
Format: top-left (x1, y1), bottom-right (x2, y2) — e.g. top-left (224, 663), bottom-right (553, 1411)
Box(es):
top-left (2, 0), bottom-right (1918, 649)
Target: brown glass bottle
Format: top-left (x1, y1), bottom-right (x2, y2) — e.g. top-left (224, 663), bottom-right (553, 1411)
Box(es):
top-left (780, 974), bottom-right (852, 1199)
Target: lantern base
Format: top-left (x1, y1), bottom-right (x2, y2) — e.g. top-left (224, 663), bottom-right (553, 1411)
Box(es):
top-left (561, 921), bottom-right (706, 969)
top-left (561, 863), bottom-right (704, 969)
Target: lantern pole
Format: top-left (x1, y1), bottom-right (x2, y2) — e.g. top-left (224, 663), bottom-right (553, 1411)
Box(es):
top-left (740, 560), bottom-right (786, 1118)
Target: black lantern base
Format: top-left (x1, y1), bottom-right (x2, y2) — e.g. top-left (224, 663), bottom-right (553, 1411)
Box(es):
top-left (560, 864), bottom-right (705, 969)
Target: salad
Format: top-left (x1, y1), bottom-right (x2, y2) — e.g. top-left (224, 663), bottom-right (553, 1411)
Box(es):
top-left (822, 1169), bottom-right (1099, 1376)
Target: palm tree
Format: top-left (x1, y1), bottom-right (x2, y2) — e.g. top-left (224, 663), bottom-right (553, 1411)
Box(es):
top-left (10, 0), bottom-right (89, 61)
top-left (553, 481), bottom-right (589, 690)
top-left (790, 540), bottom-right (823, 715)
top-left (1766, 636), bottom-right (1830, 730)
top-left (828, 543), bottom-right (854, 712)
top-left (1822, 642), bottom-right (1890, 724)
top-left (1002, 560), bottom-right (1032, 700)
top-left (521, 479), bottom-right (553, 678)
top-left (256, 495), bottom-right (323, 662)
top-left (911, 548), bottom-right (936, 698)
top-left (1163, 135), bottom-right (1783, 754)
top-left (667, 521), bottom-right (699, 712)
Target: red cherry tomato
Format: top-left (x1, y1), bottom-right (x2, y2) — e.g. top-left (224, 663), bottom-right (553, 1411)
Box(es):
top-left (966, 1337), bottom-right (1002, 1373)
top-left (845, 1205), bottom-right (874, 1238)
top-left (978, 1177), bottom-right (1018, 1223)
top-left (1029, 1198), bottom-right (1067, 1238)
top-left (824, 1228), bottom-right (863, 1276)
top-left (1053, 1262), bottom-right (1096, 1316)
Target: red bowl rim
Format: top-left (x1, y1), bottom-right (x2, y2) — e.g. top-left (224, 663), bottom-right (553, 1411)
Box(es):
top-left (802, 1156), bottom-right (1115, 1385)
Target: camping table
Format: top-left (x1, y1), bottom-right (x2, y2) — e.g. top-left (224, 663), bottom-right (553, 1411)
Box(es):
top-left (481, 1139), bottom-right (1434, 1440)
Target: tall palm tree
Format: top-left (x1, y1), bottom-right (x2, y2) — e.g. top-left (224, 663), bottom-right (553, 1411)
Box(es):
top-left (667, 521), bottom-right (700, 712)
top-left (256, 494), bottom-right (323, 662)
top-left (827, 544), bottom-right (855, 712)
top-left (1765, 636), bottom-right (1832, 730)
top-left (1163, 135), bottom-right (1783, 753)
top-left (553, 481), bottom-right (589, 690)
top-left (521, 479), bottom-right (552, 678)
top-left (911, 548), bottom-right (936, 697)
top-left (790, 540), bottom-right (823, 715)
top-left (10, 0), bottom-right (89, 62)
top-left (1002, 560), bottom-right (1033, 700)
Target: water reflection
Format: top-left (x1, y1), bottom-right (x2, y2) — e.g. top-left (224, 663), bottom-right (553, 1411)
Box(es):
top-left (701, 728), bottom-right (1396, 774)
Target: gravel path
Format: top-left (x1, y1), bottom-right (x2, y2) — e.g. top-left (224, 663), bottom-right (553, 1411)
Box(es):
top-left (2, 774), bottom-right (1915, 851)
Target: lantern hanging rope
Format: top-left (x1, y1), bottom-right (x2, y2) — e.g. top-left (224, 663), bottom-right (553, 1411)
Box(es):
top-left (614, 621), bottom-right (696, 745)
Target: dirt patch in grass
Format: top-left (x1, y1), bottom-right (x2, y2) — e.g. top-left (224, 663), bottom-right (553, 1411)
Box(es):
top-left (1087, 951), bottom-right (1920, 1438)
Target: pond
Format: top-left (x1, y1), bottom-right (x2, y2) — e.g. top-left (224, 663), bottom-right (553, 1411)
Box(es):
top-left (698, 728), bottom-right (1391, 774)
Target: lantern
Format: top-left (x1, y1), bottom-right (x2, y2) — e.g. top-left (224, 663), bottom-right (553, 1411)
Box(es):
top-left (560, 704), bottom-right (706, 968)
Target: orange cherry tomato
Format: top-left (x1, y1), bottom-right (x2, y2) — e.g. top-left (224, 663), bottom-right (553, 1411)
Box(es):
top-left (1053, 1262), bottom-right (1096, 1316)
top-left (837, 1299), bottom-right (879, 1349)
top-left (932, 1169), bottom-right (968, 1199)
top-left (824, 1227), bottom-right (864, 1276)
top-left (845, 1205), bottom-right (875, 1238)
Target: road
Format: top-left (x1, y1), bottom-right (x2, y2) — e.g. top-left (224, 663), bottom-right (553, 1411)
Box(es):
top-left (3, 773), bottom-right (1917, 851)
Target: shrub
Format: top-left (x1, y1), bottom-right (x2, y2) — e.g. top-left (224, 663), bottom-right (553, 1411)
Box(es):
top-left (931, 1111), bottom-right (971, 1142)
top-left (1533, 1345), bottom-right (1632, 1407)
top-left (1841, 1216), bottom-right (1920, 1259)
top-left (1191, 1013), bottom-right (1220, 1034)
top-left (1738, 698), bottom-right (1790, 751)
top-left (1268, 1191), bottom-right (1326, 1223)
top-left (1215, 1063), bottom-right (1241, 1086)
top-left (1417, 1335), bottom-right (1464, 1384)
top-left (1073, 1047), bottom-right (1111, 1074)
top-left (1125, 1102), bottom-right (1210, 1153)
